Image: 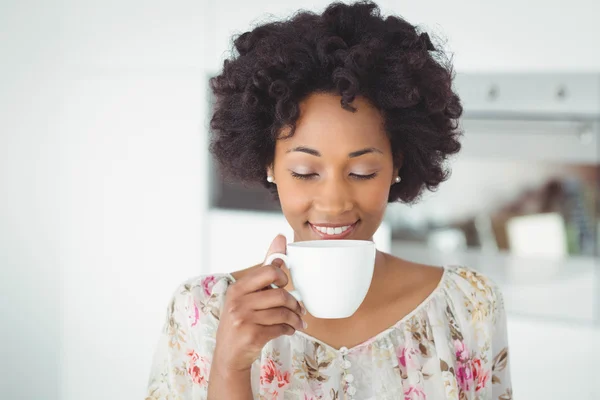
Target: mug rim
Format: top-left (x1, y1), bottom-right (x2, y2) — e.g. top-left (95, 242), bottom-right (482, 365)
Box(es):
top-left (287, 239), bottom-right (374, 249)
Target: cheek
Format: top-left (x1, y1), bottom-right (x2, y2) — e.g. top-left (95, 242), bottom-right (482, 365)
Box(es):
top-left (277, 182), bottom-right (311, 215)
top-left (355, 181), bottom-right (390, 215)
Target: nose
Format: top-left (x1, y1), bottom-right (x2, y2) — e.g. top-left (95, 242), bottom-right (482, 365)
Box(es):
top-left (312, 176), bottom-right (354, 216)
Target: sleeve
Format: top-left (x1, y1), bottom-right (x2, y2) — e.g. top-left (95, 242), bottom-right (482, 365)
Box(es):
top-left (490, 286), bottom-right (513, 400)
top-left (145, 284), bottom-right (210, 400)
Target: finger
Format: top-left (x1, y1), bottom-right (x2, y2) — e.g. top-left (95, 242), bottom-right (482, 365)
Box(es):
top-left (231, 264), bottom-right (289, 295)
top-left (244, 288), bottom-right (304, 316)
top-left (252, 308), bottom-right (306, 331)
top-left (264, 234), bottom-right (287, 268)
top-left (258, 323), bottom-right (296, 339)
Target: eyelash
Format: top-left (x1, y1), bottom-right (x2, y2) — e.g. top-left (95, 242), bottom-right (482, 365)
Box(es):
top-left (290, 172), bottom-right (378, 181)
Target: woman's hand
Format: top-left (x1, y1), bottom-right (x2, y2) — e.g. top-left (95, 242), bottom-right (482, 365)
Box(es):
top-left (213, 235), bottom-right (306, 373)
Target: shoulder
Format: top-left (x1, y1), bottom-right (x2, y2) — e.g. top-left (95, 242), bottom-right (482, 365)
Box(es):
top-left (442, 265), bottom-right (506, 321)
top-left (172, 272), bottom-right (235, 303)
top-left (444, 265), bottom-right (503, 301)
top-left (148, 274), bottom-right (234, 396)
top-left (164, 273), bottom-right (235, 327)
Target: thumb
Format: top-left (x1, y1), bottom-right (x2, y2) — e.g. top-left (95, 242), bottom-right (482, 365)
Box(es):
top-left (264, 234), bottom-right (287, 267)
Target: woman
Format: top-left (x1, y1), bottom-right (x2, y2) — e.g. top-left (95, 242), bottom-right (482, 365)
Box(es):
top-left (146, 2), bottom-right (512, 399)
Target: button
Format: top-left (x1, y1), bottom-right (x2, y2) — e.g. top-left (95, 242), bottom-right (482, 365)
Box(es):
top-left (339, 346), bottom-right (349, 355)
top-left (347, 385), bottom-right (357, 395)
top-left (342, 360), bottom-right (352, 369)
top-left (345, 373), bottom-right (355, 383)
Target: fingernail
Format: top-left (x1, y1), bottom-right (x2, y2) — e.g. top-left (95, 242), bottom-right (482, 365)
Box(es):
top-left (301, 306), bottom-right (307, 315)
top-left (303, 320), bottom-right (308, 329)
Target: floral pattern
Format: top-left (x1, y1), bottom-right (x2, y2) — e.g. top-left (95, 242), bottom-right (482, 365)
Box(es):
top-left (187, 350), bottom-right (210, 387)
top-left (260, 357), bottom-right (292, 398)
top-left (146, 266), bottom-right (512, 399)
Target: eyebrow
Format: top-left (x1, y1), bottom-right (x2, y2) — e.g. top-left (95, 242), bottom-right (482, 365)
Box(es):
top-left (287, 146), bottom-right (383, 158)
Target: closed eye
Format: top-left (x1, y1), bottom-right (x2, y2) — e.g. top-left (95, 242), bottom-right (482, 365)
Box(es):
top-left (350, 172), bottom-right (378, 180)
top-left (290, 171), bottom-right (317, 180)
top-left (290, 171), bottom-right (378, 180)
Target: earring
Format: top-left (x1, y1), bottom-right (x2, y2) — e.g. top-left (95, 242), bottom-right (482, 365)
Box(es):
top-left (394, 176), bottom-right (401, 184)
top-left (267, 175), bottom-right (275, 183)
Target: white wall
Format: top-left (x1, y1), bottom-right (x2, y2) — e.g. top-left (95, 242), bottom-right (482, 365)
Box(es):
top-left (1, 1), bottom-right (599, 399)
top-left (1, 2), bottom-right (66, 399)
top-left (507, 316), bottom-right (599, 399)
top-left (2, 1), bottom-right (210, 400)
top-left (54, 2), bottom-right (211, 399)
top-left (56, 74), bottom-right (208, 400)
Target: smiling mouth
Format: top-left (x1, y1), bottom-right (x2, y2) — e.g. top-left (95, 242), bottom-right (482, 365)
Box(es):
top-left (308, 221), bottom-right (358, 239)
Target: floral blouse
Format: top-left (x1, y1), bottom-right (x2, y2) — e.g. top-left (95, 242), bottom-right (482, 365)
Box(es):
top-left (146, 265), bottom-right (512, 400)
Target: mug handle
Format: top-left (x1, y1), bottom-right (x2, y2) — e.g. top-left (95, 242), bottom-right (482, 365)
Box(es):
top-left (263, 252), bottom-right (302, 302)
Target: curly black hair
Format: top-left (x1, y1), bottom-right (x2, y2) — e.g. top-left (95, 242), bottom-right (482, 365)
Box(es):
top-left (209, 1), bottom-right (462, 204)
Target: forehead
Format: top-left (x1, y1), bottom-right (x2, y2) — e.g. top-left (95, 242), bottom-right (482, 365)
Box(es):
top-left (279, 93), bottom-right (389, 150)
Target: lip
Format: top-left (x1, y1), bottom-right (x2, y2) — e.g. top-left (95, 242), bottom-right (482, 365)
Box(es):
top-left (309, 221), bottom-right (358, 240)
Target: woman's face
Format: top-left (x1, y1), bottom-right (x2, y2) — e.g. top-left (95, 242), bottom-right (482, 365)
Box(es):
top-left (269, 93), bottom-right (399, 242)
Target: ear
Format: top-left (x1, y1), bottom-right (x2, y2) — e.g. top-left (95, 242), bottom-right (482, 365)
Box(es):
top-left (266, 165), bottom-right (274, 177)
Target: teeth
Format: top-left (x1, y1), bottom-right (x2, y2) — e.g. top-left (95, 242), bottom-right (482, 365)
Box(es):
top-left (313, 224), bottom-right (353, 235)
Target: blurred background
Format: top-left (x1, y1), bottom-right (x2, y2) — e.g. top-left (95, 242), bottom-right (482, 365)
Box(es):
top-left (1, 0), bottom-right (599, 399)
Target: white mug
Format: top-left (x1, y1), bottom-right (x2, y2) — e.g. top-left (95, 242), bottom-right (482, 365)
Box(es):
top-left (264, 240), bottom-right (376, 319)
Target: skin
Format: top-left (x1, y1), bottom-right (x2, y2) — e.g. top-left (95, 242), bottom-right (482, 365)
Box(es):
top-left (208, 93), bottom-right (444, 399)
